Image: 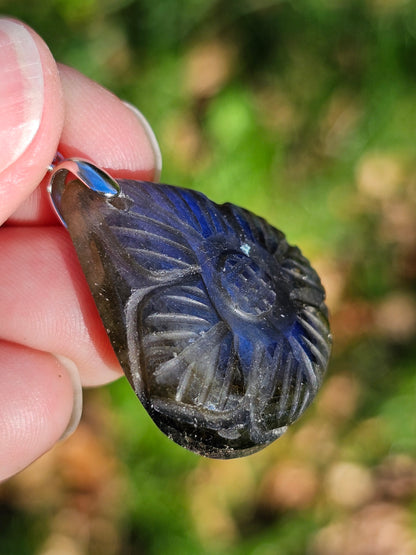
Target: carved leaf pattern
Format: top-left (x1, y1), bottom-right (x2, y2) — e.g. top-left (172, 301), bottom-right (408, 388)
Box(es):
top-left (97, 180), bottom-right (332, 457)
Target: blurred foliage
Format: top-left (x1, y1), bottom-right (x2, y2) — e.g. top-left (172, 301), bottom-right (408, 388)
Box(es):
top-left (1, 0), bottom-right (416, 554)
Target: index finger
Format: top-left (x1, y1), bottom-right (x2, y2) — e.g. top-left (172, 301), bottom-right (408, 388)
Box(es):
top-left (8, 64), bottom-right (162, 225)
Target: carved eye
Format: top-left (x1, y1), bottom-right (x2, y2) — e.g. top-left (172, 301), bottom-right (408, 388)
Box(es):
top-left (58, 177), bottom-right (332, 459)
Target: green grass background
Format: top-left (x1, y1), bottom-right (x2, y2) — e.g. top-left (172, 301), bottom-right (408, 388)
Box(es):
top-left (0, 1), bottom-right (415, 554)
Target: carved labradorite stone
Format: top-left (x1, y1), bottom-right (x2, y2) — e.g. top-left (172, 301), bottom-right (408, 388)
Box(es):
top-left (54, 169), bottom-right (332, 458)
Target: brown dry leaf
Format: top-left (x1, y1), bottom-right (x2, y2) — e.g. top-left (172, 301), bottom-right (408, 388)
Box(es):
top-left (162, 111), bottom-right (209, 171)
top-left (292, 420), bottom-right (336, 463)
top-left (39, 534), bottom-right (83, 555)
top-left (56, 423), bottom-right (117, 494)
top-left (254, 85), bottom-right (300, 135)
top-left (39, 508), bottom-right (121, 555)
top-left (319, 92), bottom-right (362, 157)
top-left (375, 455), bottom-right (416, 502)
top-left (189, 494), bottom-right (237, 547)
top-left (374, 292), bottom-right (416, 342)
top-left (187, 458), bottom-right (255, 546)
top-left (2, 413), bottom-right (125, 555)
top-left (313, 257), bottom-right (348, 313)
top-left (185, 39), bottom-right (236, 98)
top-left (356, 153), bottom-right (405, 201)
top-left (3, 447), bottom-right (63, 511)
top-left (379, 198), bottom-right (416, 248)
top-left (325, 461), bottom-right (375, 509)
top-left (37, 422), bottom-right (124, 555)
top-left (330, 300), bottom-right (374, 347)
top-left (317, 374), bottom-right (360, 423)
top-left (39, 509), bottom-right (91, 555)
top-left (259, 460), bottom-right (319, 511)
top-left (311, 502), bottom-right (416, 555)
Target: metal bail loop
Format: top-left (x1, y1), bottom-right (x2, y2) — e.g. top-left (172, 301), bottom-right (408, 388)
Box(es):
top-left (47, 156), bottom-right (120, 227)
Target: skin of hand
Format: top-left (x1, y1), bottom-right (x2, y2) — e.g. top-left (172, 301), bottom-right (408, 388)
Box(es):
top-left (0, 17), bottom-right (162, 481)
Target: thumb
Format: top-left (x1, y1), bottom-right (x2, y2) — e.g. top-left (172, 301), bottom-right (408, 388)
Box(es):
top-left (0, 18), bottom-right (64, 225)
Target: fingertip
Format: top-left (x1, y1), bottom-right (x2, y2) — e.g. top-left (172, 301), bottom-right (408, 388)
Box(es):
top-left (123, 101), bottom-right (162, 181)
top-left (55, 355), bottom-right (83, 441)
top-left (58, 64), bottom-right (161, 181)
top-left (0, 342), bottom-right (75, 481)
top-left (0, 18), bottom-right (64, 224)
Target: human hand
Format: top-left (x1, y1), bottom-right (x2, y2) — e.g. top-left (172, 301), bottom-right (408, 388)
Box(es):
top-left (0, 17), bottom-right (162, 481)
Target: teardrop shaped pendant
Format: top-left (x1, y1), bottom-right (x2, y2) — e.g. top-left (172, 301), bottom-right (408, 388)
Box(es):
top-left (48, 158), bottom-right (332, 459)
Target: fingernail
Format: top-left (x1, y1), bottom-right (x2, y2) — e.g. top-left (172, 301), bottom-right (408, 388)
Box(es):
top-left (0, 19), bottom-right (44, 174)
top-left (54, 355), bottom-right (83, 440)
top-left (123, 101), bottom-right (163, 181)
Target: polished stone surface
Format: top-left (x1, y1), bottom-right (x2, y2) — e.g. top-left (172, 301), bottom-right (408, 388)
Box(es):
top-left (58, 177), bottom-right (332, 458)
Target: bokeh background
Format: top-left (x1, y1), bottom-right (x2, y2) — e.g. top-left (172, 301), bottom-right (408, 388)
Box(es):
top-left (1, 1), bottom-right (416, 553)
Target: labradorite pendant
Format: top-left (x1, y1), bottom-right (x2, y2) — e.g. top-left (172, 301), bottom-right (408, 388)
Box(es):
top-left (48, 158), bottom-right (331, 459)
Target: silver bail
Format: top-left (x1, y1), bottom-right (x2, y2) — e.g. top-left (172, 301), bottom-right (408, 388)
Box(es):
top-left (47, 156), bottom-right (120, 227)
